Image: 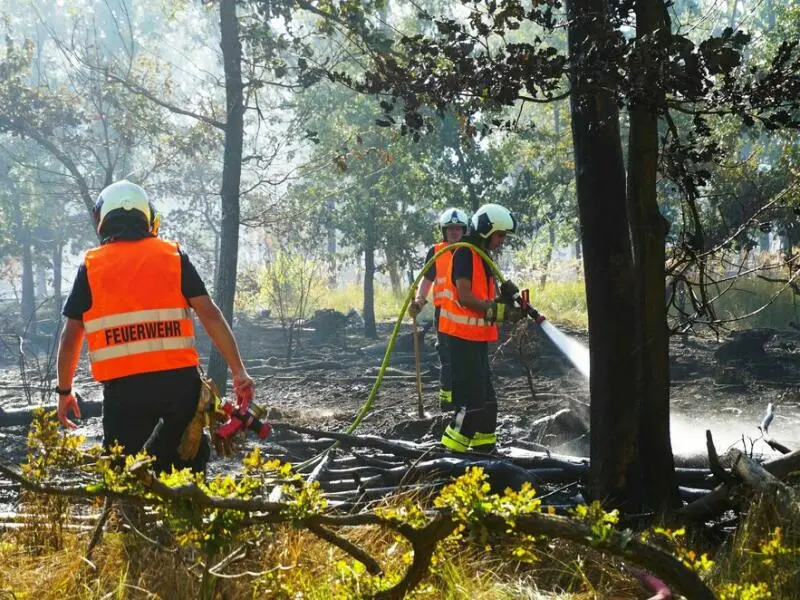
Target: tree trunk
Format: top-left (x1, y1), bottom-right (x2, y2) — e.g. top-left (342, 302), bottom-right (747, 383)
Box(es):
top-left (363, 209), bottom-right (378, 339)
top-left (538, 222), bottom-right (556, 289)
top-left (627, 0), bottom-right (678, 512)
top-left (36, 266), bottom-right (47, 299)
top-left (386, 254), bottom-right (401, 296)
top-left (207, 0), bottom-right (244, 394)
top-left (553, 102), bottom-right (561, 137)
top-left (327, 198), bottom-right (337, 286)
top-left (20, 229), bottom-right (37, 335)
top-left (728, 0), bottom-right (739, 29)
top-left (212, 232), bottom-right (220, 298)
top-left (6, 181), bottom-right (37, 334)
top-left (567, 0), bottom-right (641, 511)
top-left (52, 240), bottom-right (63, 322)
top-left (454, 142), bottom-right (479, 212)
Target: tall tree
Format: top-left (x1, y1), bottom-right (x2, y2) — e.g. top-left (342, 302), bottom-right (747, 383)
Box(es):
top-left (565, 0), bottom-right (641, 510)
top-left (206, 0), bottom-right (246, 389)
top-left (626, 0), bottom-right (679, 510)
top-left (0, 5), bottom-right (216, 326)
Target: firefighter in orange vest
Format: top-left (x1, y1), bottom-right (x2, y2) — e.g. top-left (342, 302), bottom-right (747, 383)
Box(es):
top-left (55, 180), bottom-right (253, 473)
top-left (408, 208), bottom-right (469, 409)
top-left (439, 204), bottom-right (525, 454)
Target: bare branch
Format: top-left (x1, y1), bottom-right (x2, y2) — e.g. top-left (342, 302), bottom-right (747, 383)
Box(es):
top-left (104, 71), bottom-right (226, 130)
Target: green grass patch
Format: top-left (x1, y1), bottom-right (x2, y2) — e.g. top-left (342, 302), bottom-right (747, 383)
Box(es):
top-left (521, 280), bottom-right (588, 331)
top-left (316, 280), bottom-right (590, 329)
top-left (236, 264), bottom-right (800, 334)
top-left (317, 283), bottom-right (409, 321)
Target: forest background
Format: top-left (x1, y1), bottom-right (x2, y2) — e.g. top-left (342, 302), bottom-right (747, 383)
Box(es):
top-left (1, 0), bottom-right (800, 598)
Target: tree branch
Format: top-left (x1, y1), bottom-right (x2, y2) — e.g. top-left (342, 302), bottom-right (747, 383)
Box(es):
top-left (104, 71), bottom-right (226, 130)
top-left (306, 521), bottom-right (382, 575)
top-left (482, 513), bottom-right (716, 600)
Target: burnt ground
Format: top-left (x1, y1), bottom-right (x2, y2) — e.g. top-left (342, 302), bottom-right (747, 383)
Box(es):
top-left (1, 312), bottom-right (800, 481)
top-left (228, 314), bottom-right (800, 464)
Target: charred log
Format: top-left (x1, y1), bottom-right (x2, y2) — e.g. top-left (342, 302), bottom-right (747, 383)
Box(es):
top-left (0, 395), bottom-right (102, 427)
top-left (713, 329), bottom-right (774, 363)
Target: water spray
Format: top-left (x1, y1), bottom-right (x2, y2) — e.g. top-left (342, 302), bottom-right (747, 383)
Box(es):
top-left (495, 265), bottom-right (590, 382)
top-left (539, 320), bottom-right (590, 380)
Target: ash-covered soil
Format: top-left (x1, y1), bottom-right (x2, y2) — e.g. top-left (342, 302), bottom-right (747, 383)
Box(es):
top-left (2, 313), bottom-right (800, 473)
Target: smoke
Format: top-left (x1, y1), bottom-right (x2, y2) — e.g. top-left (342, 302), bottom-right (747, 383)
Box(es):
top-left (670, 408), bottom-right (800, 463)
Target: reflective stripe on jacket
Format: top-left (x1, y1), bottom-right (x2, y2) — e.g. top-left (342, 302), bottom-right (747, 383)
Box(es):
top-left (83, 237), bottom-right (199, 381)
top-left (438, 247), bottom-right (498, 342)
top-left (432, 242), bottom-right (456, 307)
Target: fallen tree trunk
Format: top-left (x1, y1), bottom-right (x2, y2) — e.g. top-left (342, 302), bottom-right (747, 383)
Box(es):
top-left (762, 448), bottom-right (800, 479)
top-left (674, 433), bottom-right (799, 522)
top-left (316, 457), bottom-right (583, 494)
top-left (674, 467), bottom-right (713, 489)
top-left (724, 448), bottom-right (797, 512)
top-left (275, 423), bottom-right (442, 460)
top-left (0, 396), bottom-right (103, 427)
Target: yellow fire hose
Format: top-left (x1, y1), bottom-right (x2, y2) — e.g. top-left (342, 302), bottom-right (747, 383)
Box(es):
top-left (411, 313), bottom-right (425, 418)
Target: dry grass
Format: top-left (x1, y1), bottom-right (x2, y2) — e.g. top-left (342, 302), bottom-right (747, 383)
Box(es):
top-left (0, 531), bottom-right (199, 599)
top-left (0, 514), bottom-right (647, 599)
top-left (707, 490), bottom-right (800, 599)
top-left (4, 484), bottom-right (798, 598)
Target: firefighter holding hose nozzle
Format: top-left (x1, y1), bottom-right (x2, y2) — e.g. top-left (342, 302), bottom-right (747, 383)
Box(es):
top-left (438, 203), bottom-right (527, 455)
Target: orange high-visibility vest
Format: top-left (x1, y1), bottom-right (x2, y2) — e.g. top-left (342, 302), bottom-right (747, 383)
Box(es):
top-left (438, 247), bottom-right (498, 342)
top-left (431, 242), bottom-right (457, 307)
top-left (83, 237), bottom-right (199, 382)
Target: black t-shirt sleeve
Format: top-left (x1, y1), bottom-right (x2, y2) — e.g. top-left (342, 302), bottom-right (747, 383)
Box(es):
top-left (62, 264), bottom-right (91, 320)
top-left (180, 250), bottom-right (209, 299)
top-left (422, 246), bottom-right (436, 282)
top-left (63, 248), bottom-right (209, 320)
top-left (452, 247), bottom-right (473, 283)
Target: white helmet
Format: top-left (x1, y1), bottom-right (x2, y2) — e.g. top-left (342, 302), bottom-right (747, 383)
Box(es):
top-left (92, 180), bottom-right (158, 236)
top-left (438, 207), bottom-right (469, 238)
top-left (470, 203), bottom-right (517, 239)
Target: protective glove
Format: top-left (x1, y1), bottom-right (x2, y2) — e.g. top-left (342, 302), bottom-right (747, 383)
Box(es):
top-left (178, 376), bottom-right (219, 461)
top-left (408, 298), bottom-right (427, 318)
top-left (212, 429), bottom-right (236, 457)
top-left (233, 370), bottom-right (254, 408)
top-left (484, 301), bottom-right (526, 324)
top-left (499, 280), bottom-right (520, 303)
top-left (499, 281), bottom-right (545, 324)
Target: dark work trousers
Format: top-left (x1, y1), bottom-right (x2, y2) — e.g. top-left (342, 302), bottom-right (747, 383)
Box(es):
top-left (433, 308), bottom-right (452, 394)
top-left (102, 366), bottom-right (209, 474)
top-left (446, 334), bottom-right (497, 447)
top-left (436, 330), bottom-right (452, 391)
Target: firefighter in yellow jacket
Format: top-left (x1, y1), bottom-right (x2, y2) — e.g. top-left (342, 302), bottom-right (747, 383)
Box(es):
top-left (408, 208), bottom-right (469, 408)
top-left (439, 204), bottom-right (524, 454)
top-left (55, 180), bottom-right (253, 473)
